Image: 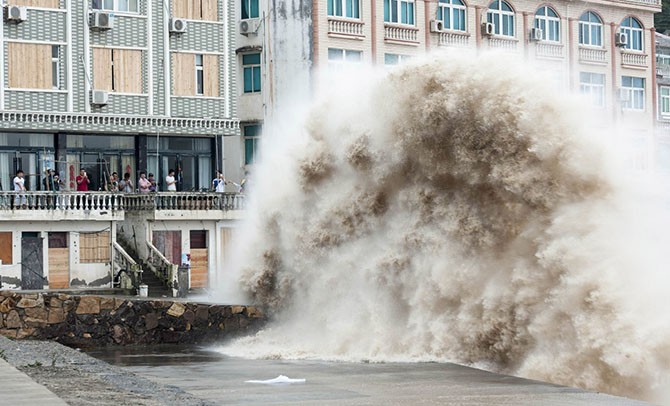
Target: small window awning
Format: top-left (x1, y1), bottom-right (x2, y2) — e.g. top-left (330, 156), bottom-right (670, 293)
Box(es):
top-left (236, 46), bottom-right (263, 54)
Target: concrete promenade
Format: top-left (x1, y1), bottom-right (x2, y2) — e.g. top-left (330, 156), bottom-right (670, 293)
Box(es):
top-left (0, 358), bottom-right (68, 405)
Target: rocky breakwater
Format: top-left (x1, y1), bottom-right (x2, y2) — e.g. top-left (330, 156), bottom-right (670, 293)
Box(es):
top-left (0, 291), bottom-right (265, 346)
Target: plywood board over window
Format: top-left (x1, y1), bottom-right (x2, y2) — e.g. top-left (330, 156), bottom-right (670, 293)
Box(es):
top-left (190, 248), bottom-right (208, 288)
top-left (0, 232), bottom-right (13, 265)
top-left (173, 0), bottom-right (218, 20)
top-left (79, 231), bottom-right (111, 263)
top-left (201, 0), bottom-right (218, 20)
top-left (12, 0), bottom-right (60, 8)
top-left (48, 232), bottom-right (69, 289)
top-left (93, 48), bottom-right (113, 91)
top-left (93, 48), bottom-right (142, 93)
top-left (8, 43), bottom-right (52, 89)
top-left (203, 54), bottom-right (219, 97)
top-left (172, 52), bottom-right (195, 96)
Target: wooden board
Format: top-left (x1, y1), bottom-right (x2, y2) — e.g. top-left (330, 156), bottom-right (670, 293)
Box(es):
top-left (190, 248), bottom-right (208, 288)
top-left (79, 231), bottom-right (111, 263)
top-left (203, 54), bottom-right (219, 97)
top-left (153, 230), bottom-right (181, 264)
top-left (172, 52), bottom-right (195, 96)
top-left (48, 247), bottom-right (69, 289)
top-left (114, 49), bottom-right (143, 93)
top-left (93, 48), bottom-right (113, 91)
top-left (0, 232), bottom-right (13, 265)
top-left (8, 42), bottom-right (51, 89)
top-left (13, 0), bottom-right (60, 7)
top-left (201, 0), bottom-right (218, 21)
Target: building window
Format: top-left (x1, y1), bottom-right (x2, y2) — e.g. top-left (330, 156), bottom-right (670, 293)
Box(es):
top-left (579, 72), bottom-right (605, 107)
top-left (190, 230), bottom-right (208, 249)
top-left (8, 43), bottom-right (58, 90)
top-left (620, 17), bottom-right (643, 52)
top-left (621, 76), bottom-right (645, 111)
top-left (660, 86), bottom-right (670, 117)
top-left (328, 0), bottom-right (359, 18)
top-left (534, 6), bottom-right (559, 42)
top-left (384, 0), bottom-right (414, 25)
top-left (93, 48), bottom-right (143, 93)
top-left (384, 53), bottom-right (411, 66)
top-left (328, 48), bottom-right (362, 70)
top-left (242, 53), bottom-right (261, 93)
top-left (196, 54), bottom-right (204, 95)
top-left (79, 231), bottom-right (111, 263)
top-left (0, 232), bottom-right (12, 265)
top-left (244, 124), bottom-right (262, 165)
top-left (172, 0), bottom-right (218, 20)
top-left (92, 0), bottom-right (139, 12)
top-left (487, 1), bottom-right (514, 37)
top-left (437, 0), bottom-right (465, 31)
top-left (578, 11), bottom-right (602, 47)
top-left (52, 45), bottom-right (60, 90)
top-left (657, 54), bottom-right (670, 65)
top-left (241, 0), bottom-right (259, 19)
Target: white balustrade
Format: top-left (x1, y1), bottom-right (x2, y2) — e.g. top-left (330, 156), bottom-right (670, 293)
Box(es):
top-left (328, 18), bottom-right (364, 37)
top-left (579, 47), bottom-right (607, 64)
top-left (488, 37), bottom-right (518, 51)
top-left (621, 52), bottom-right (647, 68)
top-left (535, 43), bottom-right (563, 59)
top-left (384, 24), bottom-right (419, 42)
top-left (438, 31), bottom-right (469, 47)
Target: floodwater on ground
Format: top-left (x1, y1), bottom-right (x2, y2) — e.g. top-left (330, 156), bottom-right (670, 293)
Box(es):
top-left (86, 345), bottom-right (651, 405)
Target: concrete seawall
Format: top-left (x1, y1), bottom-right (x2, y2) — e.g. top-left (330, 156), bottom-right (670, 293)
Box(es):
top-left (0, 291), bottom-right (265, 346)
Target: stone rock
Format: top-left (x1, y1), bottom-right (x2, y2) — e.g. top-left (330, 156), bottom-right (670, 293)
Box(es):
top-left (0, 329), bottom-right (17, 338)
top-left (231, 305), bottom-right (245, 314)
top-left (76, 297), bottom-right (101, 314)
top-left (5, 310), bottom-right (23, 328)
top-left (1, 291), bottom-right (16, 297)
top-left (57, 293), bottom-right (71, 301)
top-left (49, 297), bottom-right (63, 308)
top-left (16, 297), bottom-right (42, 308)
top-left (144, 313), bottom-right (159, 330)
top-left (0, 297), bottom-right (16, 313)
top-left (48, 309), bottom-right (65, 324)
top-left (25, 307), bottom-right (48, 321)
top-left (245, 306), bottom-right (264, 318)
top-left (99, 297), bottom-right (115, 310)
top-left (24, 317), bottom-right (47, 328)
top-left (83, 333), bottom-right (92, 339)
top-left (112, 325), bottom-right (126, 344)
top-left (17, 328), bottom-right (36, 339)
top-left (167, 302), bottom-right (186, 318)
top-left (183, 310), bottom-right (195, 324)
top-left (195, 306), bottom-right (208, 321)
top-left (21, 293), bottom-right (38, 300)
top-left (63, 300), bottom-right (76, 312)
top-left (114, 298), bottom-right (125, 310)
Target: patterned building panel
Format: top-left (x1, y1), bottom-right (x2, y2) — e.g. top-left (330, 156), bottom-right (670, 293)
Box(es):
top-left (171, 97), bottom-right (227, 118)
top-left (151, 0), bottom-right (166, 115)
top-left (89, 15), bottom-right (148, 48)
top-left (3, 9), bottom-right (66, 42)
top-left (91, 94), bottom-right (149, 115)
top-left (169, 21), bottom-right (224, 53)
top-left (5, 91), bottom-right (68, 111)
top-left (72, 1), bottom-right (87, 112)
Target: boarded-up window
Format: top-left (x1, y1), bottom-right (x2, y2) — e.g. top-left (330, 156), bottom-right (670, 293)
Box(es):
top-left (190, 230), bottom-right (207, 249)
top-left (153, 231), bottom-right (181, 264)
top-left (48, 232), bottom-right (69, 289)
top-left (93, 48), bottom-right (142, 93)
top-left (8, 43), bottom-right (52, 89)
top-left (190, 248), bottom-right (208, 288)
top-left (12, 0), bottom-right (59, 8)
top-left (79, 231), bottom-right (111, 263)
top-left (48, 232), bottom-right (68, 248)
top-left (0, 232), bottom-right (13, 265)
top-left (173, 0), bottom-right (218, 20)
top-left (172, 52), bottom-right (219, 97)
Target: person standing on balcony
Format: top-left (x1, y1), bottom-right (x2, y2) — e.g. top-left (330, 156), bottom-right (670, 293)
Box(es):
top-left (148, 173), bottom-right (157, 192)
top-left (13, 169), bottom-right (26, 209)
top-left (166, 169), bottom-right (177, 191)
top-left (76, 169), bottom-right (90, 192)
top-left (119, 172), bottom-right (134, 193)
top-left (105, 172), bottom-right (119, 192)
top-left (212, 170), bottom-right (227, 192)
top-left (138, 171), bottom-right (151, 194)
top-left (43, 169), bottom-right (57, 191)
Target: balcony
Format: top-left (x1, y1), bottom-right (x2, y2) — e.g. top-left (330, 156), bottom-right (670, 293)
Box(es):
top-left (384, 23), bottom-right (419, 44)
top-left (0, 191), bottom-right (245, 221)
top-left (487, 37), bottom-right (518, 52)
top-left (579, 47), bottom-right (607, 65)
top-left (437, 31), bottom-right (469, 47)
top-left (328, 17), bottom-right (364, 39)
top-left (621, 51), bottom-right (647, 69)
top-left (535, 43), bottom-right (563, 59)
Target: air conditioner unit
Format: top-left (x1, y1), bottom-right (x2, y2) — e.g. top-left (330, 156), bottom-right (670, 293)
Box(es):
top-left (5, 5), bottom-right (27, 23)
top-left (169, 18), bottom-right (187, 34)
top-left (482, 22), bottom-right (494, 36)
top-left (91, 90), bottom-right (109, 106)
top-left (91, 11), bottom-right (114, 30)
top-left (530, 27), bottom-right (543, 41)
top-left (429, 19), bottom-right (444, 33)
top-left (240, 19), bottom-right (260, 36)
top-left (615, 32), bottom-right (628, 47)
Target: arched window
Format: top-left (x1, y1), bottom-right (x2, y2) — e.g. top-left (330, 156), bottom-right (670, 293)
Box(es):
top-left (579, 11), bottom-right (602, 47)
top-left (437, 0), bottom-right (466, 31)
top-left (534, 6), bottom-right (560, 42)
top-left (620, 17), bottom-right (643, 51)
top-left (487, 1), bottom-right (515, 37)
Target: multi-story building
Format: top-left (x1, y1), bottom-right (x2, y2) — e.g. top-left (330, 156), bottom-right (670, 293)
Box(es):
top-left (236, 0), bottom-right (661, 166)
top-left (654, 32), bottom-right (670, 176)
top-left (0, 0), bottom-right (244, 292)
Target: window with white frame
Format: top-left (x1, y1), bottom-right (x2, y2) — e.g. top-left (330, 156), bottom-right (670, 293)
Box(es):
top-left (241, 0), bottom-right (259, 19)
top-left (328, 48), bottom-right (362, 70)
top-left (384, 53), bottom-right (411, 66)
top-left (195, 54), bottom-right (204, 95)
top-left (52, 45), bottom-right (60, 90)
top-left (621, 76), bottom-right (645, 110)
top-left (328, 0), bottom-right (360, 18)
top-left (437, 0), bottom-right (466, 31)
top-left (579, 72), bottom-right (605, 107)
top-left (660, 86), bottom-right (670, 117)
top-left (657, 54), bottom-right (670, 65)
top-left (384, 0), bottom-right (415, 25)
top-left (92, 0), bottom-right (139, 13)
top-left (244, 124), bottom-right (262, 165)
top-left (487, 1), bottom-right (514, 37)
top-left (534, 6), bottom-right (559, 42)
top-left (620, 17), bottom-right (643, 52)
top-left (578, 11), bottom-right (602, 47)
top-left (242, 53), bottom-right (261, 93)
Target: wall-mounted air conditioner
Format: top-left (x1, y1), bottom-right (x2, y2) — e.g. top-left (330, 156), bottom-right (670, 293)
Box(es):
top-left (169, 18), bottom-right (187, 34)
top-left (429, 20), bottom-right (444, 33)
top-left (91, 11), bottom-right (114, 30)
top-left (91, 90), bottom-right (109, 106)
top-left (482, 22), bottom-right (494, 36)
top-left (5, 5), bottom-right (27, 23)
top-left (240, 19), bottom-right (260, 36)
top-left (529, 27), bottom-right (543, 41)
top-left (615, 32), bottom-right (628, 47)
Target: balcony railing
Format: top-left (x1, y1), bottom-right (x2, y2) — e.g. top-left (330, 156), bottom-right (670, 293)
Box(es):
top-left (0, 191), bottom-right (124, 211)
top-left (579, 47), bottom-right (607, 64)
top-left (384, 24), bottom-right (419, 43)
top-left (124, 192), bottom-right (245, 211)
top-left (328, 17), bottom-right (364, 38)
top-left (621, 51), bottom-right (647, 68)
top-left (488, 37), bottom-right (518, 51)
top-left (437, 31), bottom-right (469, 47)
top-left (535, 43), bottom-right (563, 59)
